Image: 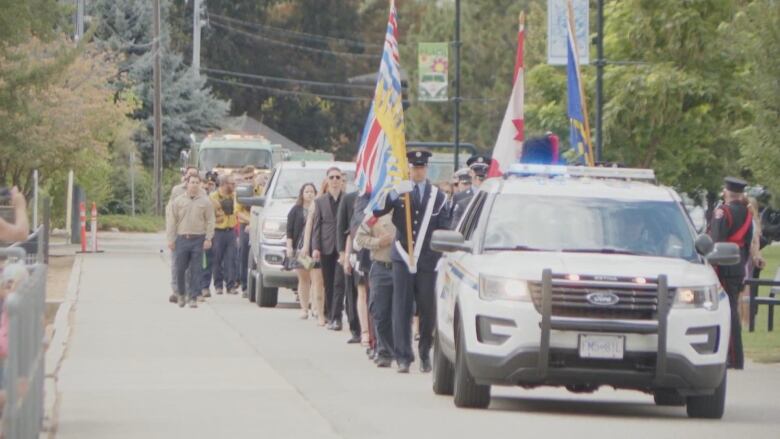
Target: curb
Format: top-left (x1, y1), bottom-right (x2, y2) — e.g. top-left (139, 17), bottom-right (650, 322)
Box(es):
top-left (42, 255), bottom-right (83, 438)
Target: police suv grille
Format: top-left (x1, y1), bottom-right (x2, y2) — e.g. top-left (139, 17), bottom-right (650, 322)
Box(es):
top-left (529, 278), bottom-right (674, 321)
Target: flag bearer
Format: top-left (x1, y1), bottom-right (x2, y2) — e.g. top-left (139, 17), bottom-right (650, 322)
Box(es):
top-left (372, 150), bottom-right (450, 374)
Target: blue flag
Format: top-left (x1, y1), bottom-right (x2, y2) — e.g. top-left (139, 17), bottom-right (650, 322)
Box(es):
top-left (566, 9), bottom-right (594, 166)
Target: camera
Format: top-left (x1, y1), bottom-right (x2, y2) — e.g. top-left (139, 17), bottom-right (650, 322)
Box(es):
top-left (0, 187), bottom-right (14, 224)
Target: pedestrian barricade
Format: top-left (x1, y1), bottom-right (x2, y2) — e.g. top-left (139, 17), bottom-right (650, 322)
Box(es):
top-left (744, 273), bottom-right (780, 332)
top-left (0, 246), bottom-right (47, 438)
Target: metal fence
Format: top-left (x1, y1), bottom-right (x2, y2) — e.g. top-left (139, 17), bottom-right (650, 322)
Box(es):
top-left (1, 245), bottom-right (47, 438)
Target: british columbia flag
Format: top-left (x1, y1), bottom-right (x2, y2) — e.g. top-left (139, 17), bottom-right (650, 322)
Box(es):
top-left (355, 0), bottom-right (408, 214)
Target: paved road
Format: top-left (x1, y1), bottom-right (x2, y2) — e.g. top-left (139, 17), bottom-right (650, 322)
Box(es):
top-left (55, 233), bottom-right (780, 438)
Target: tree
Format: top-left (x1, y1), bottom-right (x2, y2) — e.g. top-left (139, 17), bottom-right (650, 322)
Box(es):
top-left (729, 0), bottom-right (780, 201)
top-left (91, 0), bottom-right (229, 166)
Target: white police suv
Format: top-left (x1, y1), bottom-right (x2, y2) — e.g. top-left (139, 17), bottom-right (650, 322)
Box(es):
top-left (430, 164), bottom-right (739, 419)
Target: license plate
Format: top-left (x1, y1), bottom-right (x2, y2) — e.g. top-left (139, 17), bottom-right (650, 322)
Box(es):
top-left (578, 334), bottom-right (625, 359)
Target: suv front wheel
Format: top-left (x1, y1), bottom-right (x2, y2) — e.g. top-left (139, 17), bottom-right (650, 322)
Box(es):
top-left (686, 372), bottom-right (727, 419)
top-left (255, 272), bottom-right (279, 308)
top-left (453, 322), bottom-right (490, 408)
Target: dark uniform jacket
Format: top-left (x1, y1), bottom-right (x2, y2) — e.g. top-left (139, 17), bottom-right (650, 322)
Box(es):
top-left (709, 200), bottom-right (753, 278)
top-left (450, 187), bottom-right (475, 229)
top-left (373, 180), bottom-right (450, 273)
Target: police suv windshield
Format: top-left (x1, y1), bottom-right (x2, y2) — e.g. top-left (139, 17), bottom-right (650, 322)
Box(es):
top-left (483, 195), bottom-right (698, 261)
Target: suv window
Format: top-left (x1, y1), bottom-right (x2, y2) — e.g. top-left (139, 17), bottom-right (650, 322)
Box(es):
top-left (459, 192), bottom-right (487, 240)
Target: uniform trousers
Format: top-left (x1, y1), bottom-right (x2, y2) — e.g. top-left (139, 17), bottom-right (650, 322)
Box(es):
top-left (239, 224), bottom-right (251, 291)
top-left (369, 261), bottom-right (394, 360)
top-left (721, 276), bottom-right (745, 369)
top-left (212, 229), bottom-right (237, 290)
top-left (175, 235), bottom-right (204, 300)
top-left (344, 270), bottom-right (361, 337)
top-left (391, 262), bottom-right (436, 365)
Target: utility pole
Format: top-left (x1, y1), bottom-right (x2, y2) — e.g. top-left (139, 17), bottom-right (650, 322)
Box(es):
top-left (192, 0), bottom-right (202, 76)
top-left (153, 0), bottom-right (163, 215)
top-left (595, 0), bottom-right (604, 163)
top-left (75, 0), bottom-right (85, 41)
top-left (453, 0), bottom-right (462, 171)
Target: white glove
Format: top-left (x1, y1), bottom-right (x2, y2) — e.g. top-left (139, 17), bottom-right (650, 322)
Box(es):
top-left (394, 180), bottom-right (414, 195)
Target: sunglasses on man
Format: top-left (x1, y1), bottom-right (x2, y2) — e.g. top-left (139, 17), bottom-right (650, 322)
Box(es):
top-left (328, 175), bottom-right (342, 180)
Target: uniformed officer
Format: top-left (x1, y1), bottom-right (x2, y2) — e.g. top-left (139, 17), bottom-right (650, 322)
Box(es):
top-left (709, 176), bottom-right (753, 370)
top-left (372, 150), bottom-right (450, 373)
top-left (450, 155), bottom-right (489, 229)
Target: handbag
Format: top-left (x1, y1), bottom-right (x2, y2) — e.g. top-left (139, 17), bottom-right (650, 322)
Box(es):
top-left (297, 254), bottom-right (315, 270)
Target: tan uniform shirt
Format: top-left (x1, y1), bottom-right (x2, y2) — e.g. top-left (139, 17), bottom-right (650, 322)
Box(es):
top-left (354, 214), bottom-right (395, 263)
top-left (166, 192), bottom-right (216, 243)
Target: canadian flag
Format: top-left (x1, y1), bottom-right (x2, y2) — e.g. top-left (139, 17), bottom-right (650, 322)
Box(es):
top-left (488, 13), bottom-right (525, 177)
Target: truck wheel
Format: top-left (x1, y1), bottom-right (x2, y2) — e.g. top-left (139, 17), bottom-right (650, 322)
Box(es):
top-left (432, 330), bottom-right (454, 396)
top-left (686, 372), bottom-right (727, 419)
top-left (256, 273), bottom-right (278, 308)
top-left (453, 323), bottom-right (490, 408)
top-left (654, 390), bottom-right (686, 406)
top-left (248, 271), bottom-right (258, 303)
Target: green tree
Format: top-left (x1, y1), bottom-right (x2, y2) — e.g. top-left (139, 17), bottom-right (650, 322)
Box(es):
top-left (91, 0), bottom-right (229, 166)
top-left (729, 0), bottom-right (780, 200)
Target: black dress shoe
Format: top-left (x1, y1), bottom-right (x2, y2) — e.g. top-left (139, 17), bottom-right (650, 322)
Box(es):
top-left (376, 357), bottom-right (393, 368)
top-left (419, 358), bottom-right (432, 373)
top-left (346, 335), bottom-right (361, 344)
top-left (397, 362), bottom-right (410, 374)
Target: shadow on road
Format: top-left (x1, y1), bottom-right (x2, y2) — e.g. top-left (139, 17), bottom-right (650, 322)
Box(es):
top-left (489, 395), bottom-right (684, 419)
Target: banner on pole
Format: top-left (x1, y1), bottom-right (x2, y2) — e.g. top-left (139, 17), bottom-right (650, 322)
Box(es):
top-left (547, 0), bottom-right (589, 65)
top-left (417, 42), bottom-right (449, 102)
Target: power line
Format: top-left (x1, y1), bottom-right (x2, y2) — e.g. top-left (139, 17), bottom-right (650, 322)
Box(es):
top-left (205, 76), bottom-right (372, 103)
top-left (201, 67), bottom-right (376, 90)
top-left (210, 19), bottom-right (380, 60)
top-left (208, 12), bottom-right (384, 50)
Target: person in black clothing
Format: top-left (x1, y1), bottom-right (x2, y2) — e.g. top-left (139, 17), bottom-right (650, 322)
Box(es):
top-left (312, 167), bottom-right (347, 330)
top-left (337, 190), bottom-right (363, 343)
top-left (709, 176), bottom-right (753, 370)
top-left (371, 150), bottom-right (451, 373)
top-left (287, 183), bottom-right (317, 319)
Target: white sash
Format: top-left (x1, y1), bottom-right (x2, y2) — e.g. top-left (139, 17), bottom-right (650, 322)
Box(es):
top-left (394, 185), bottom-right (439, 274)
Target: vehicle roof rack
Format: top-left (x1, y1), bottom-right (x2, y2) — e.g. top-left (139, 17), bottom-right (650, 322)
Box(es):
top-left (506, 164), bottom-right (656, 182)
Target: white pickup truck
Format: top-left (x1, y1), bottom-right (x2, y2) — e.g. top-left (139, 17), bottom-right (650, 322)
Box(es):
top-left (238, 160), bottom-right (355, 307)
top-left (430, 164), bottom-right (738, 419)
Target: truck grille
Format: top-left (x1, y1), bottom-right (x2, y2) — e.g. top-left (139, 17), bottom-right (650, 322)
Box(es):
top-left (529, 277), bottom-right (674, 321)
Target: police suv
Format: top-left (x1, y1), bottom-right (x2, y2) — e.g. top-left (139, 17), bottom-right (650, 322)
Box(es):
top-left (430, 164), bottom-right (739, 419)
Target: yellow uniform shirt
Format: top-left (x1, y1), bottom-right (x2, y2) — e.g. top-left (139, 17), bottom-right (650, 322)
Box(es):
top-left (210, 190), bottom-right (238, 229)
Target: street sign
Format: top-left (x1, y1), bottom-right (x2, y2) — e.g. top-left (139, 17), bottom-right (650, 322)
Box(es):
top-left (418, 42), bottom-right (449, 102)
top-left (547, 0), bottom-right (590, 65)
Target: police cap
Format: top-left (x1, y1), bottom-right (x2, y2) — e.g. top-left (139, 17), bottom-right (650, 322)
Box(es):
top-left (407, 150), bottom-right (432, 167)
top-left (466, 155), bottom-right (490, 176)
top-left (724, 176), bottom-right (748, 193)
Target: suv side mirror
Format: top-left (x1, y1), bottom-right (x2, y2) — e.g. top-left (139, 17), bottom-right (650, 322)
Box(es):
top-left (430, 230), bottom-right (471, 253)
top-left (237, 196), bottom-right (265, 207)
top-left (695, 234), bottom-right (714, 256)
top-left (706, 242), bottom-right (741, 266)
top-left (235, 184), bottom-right (254, 199)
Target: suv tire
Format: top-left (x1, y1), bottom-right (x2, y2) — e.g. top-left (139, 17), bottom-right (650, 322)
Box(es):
top-left (686, 372), bottom-right (727, 419)
top-left (247, 254), bottom-right (257, 302)
top-left (453, 323), bottom-right (490, 408)
top-left (256, 273), bottom-right (278, 308)
top-left (432, 330), bottom-right (454, 396)
top-left (654, 390), bottom-right (686, 406)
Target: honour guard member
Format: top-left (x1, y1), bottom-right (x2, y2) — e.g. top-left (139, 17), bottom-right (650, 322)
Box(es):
top-left (450, 155), bottom-right (489, 229)
top-left (372, 150), bottom-right (450, 373)
top-left (709, 177), bottom-right (753, 369)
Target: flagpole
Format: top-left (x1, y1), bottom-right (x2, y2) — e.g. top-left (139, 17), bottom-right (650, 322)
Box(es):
top-left (566, 0), bottom-right (595, 166)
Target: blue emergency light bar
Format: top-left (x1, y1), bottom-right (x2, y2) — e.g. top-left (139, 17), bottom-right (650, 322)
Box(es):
top-left (506, 164), bottom-right (656, 182)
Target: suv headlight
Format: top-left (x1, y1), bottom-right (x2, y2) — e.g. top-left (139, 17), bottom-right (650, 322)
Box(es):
top-left (674, 285), bottom-right (719, 311)
top-left (479, 274), bottom-right (530, 302)
top-left (262, 218), bottom-right (287, 240)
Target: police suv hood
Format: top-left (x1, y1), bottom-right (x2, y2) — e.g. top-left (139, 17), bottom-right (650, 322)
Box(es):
top-left (475, 251), bottom-right (718, 288)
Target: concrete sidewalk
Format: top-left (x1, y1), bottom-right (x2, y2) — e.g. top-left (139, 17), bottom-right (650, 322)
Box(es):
top-left (54, 233), bottom-right (339, 439)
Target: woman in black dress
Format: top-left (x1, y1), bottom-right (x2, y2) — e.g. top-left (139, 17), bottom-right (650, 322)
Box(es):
top-left (287, 183), bottom-right (317, 319)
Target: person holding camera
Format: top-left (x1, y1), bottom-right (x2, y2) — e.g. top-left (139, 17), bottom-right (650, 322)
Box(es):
top-left (210, 174), bottom-right (239, 295)
top-left (0, 187), bottom-right (29, 242)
